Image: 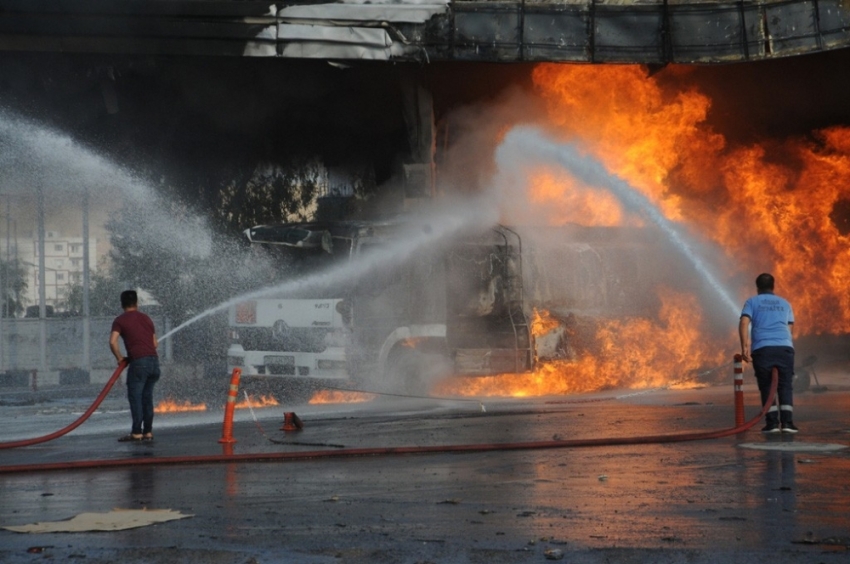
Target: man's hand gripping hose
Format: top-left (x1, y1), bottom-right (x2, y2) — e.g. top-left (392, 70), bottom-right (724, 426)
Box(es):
top-left (0, 360), bottom-right (128, 450)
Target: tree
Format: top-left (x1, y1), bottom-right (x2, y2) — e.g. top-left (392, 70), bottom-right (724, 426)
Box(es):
top-left (108, 210), bottom-right (254, 323)
top-left (58, 280), bottom-right (82, 315)
top-left (88, 262), bottom-right (130, 317)
top-left (214, 158), bottom-right (324, 231)
top-left (54, 259), bottom-right (130, 317)
top-left (0, 257), bottom-right (28, 317)
top-left (104, 158), bottom-right (326, 325)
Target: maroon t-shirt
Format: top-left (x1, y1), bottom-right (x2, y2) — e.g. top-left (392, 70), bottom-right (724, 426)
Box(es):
top-left (111, 310), bottom-right (158, 360)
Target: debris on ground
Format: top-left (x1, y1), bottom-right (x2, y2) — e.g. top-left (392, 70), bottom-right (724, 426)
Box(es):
top-left (3, 508), bottom-right (192, 533)
top-left (544, 548), bottom-right (565, 560)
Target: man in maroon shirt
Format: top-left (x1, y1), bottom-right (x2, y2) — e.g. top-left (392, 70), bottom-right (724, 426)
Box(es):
top-left (110, 290), bottom-right (160, 442)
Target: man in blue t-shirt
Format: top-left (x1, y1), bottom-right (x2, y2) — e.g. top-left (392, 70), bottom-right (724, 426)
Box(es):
top-left (739, 273), bottom-right (796, 434)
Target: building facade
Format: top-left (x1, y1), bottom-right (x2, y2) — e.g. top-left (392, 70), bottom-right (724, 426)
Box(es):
top-left (2, 231), bottom-right (98, 314)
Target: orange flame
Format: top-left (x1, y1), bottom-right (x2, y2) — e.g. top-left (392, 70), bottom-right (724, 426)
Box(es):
top-left (435, 290), bottom-right (726, 397)
top-left (234, 395), bottom-right (279, 409)
top-left (308, 390), bottom-right (376, 404)
top-left (437, 63), bottom-right (850, 399)
top-left (520, 63), bottom-right (850, 337)
top-left (526, 169), bottom-right (631, 227)
top-left (458, 63), bottom-right (850, 398)
top-left (155, 399), bottom-right (207, 413)
top-left (530, 308), bottom-right (560, 335)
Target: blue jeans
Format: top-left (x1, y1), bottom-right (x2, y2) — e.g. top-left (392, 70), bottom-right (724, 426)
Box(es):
top-left (751, 346), bottom-right (795, 425)
top-left (126, 356), bottom-right (161, 435)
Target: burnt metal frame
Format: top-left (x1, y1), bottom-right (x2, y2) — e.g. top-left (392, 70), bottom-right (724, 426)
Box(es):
top-left (0, 0), bottom-right (847, 63)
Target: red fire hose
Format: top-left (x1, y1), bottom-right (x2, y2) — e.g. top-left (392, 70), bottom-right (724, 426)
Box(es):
top-left (0, 367), bottom-right (777, 475)
top-left (0, 360), bottom-right (128, 450)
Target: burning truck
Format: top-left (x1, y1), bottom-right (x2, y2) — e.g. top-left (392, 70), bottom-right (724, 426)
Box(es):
top-left (227, 220), bottom-right (531, 393)
top-left (226, 219), bottom-right (681, 394)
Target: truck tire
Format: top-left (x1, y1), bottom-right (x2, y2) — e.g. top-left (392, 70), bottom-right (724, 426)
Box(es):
top-left (384, 348), bottom-right (424, 395)
top-left (383, 345), bottom-right (452, 396)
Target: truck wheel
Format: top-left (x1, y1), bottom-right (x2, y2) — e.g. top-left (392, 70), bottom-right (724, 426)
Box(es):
top-left (384, 346), bottom-right (452, 396)
top-left (384, 348), bottom-right (427, 395)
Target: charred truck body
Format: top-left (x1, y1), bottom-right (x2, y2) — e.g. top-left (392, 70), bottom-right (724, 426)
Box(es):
top-left (226, 221), bottom-right (533, 391)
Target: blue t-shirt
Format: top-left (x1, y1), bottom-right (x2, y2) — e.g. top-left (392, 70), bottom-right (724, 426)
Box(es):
top-left (740, 293), bottom-right (794, 351)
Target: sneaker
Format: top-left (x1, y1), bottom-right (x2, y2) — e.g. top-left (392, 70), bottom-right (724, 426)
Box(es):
top-left (781, 422), bottom-right (799, 434)
top-left (761, 423), bottom-right (781, 434)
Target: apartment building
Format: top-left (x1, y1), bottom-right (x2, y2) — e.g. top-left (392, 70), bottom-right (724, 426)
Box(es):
top-left (2, 231), bottom-right (98, 313)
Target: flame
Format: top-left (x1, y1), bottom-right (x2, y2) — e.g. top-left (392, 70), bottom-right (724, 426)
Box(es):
top-left (458, 63), bottom-right (850, 398)
top-left (530, 308), bottom-right (560, 335)
top-left (512, 63), bottom-right (850, 336)
top-left (155, 399), bottom-right (207, 413)
top-left (154, 395), bottom-right (279, 413)
top-left (308, 390), bottom-right (376, 404)
top-left (234, 395), bottom-right (279, 409)
top-left (526, 169), bottom-right (630, 227)
top-left (435, 290), bottom-right (726, 397)
top-left (713, 132), bottom-right (850, 334)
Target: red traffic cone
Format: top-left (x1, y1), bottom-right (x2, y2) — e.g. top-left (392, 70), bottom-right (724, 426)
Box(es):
top-left (281, 412), bottom-right (303, 432)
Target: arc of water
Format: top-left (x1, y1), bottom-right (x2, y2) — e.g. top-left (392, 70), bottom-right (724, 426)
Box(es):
top-left (158, 126), bottom-right (744, 344)
top-left (160, 200), bottom-right (499, 341)
top-left (498, 127), bottom-right (740, 318)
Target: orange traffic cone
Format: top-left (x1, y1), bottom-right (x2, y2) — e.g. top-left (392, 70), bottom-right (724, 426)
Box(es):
top-left (281, 412), bottom-right (303, 432)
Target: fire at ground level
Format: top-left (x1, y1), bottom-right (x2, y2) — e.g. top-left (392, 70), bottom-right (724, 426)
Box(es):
top-left (1, 368), bottom-right (849, 563)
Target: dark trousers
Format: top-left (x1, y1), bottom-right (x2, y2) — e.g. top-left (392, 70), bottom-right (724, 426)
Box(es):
top-left (126, 356), bottom-right (161, 435)
top-left (751, 346), bottom-right (795, 425)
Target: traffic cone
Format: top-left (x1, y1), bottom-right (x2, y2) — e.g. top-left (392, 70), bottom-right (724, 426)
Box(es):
top-left (281, 412), bottom-right (303, 432)
top-left (219, 368), bottom-right (241, 444)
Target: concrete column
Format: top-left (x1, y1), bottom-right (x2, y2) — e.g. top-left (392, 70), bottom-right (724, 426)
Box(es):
top-left (37, 185), bottom-right (47, 373)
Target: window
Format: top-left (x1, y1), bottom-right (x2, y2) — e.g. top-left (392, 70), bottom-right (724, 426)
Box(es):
top-left (54, 244), bottom-right (64, 252)
top-left (71, 273), bottom-right (82, 283)
top-left (56, 273), bottom-right (65, 282)
top-left (70, 244), bottom-right (82, 253)
top-left (71, 258), bottom-right (81, 267)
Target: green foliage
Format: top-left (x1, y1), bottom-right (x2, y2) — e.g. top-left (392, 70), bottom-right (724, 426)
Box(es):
top-left (54, 258), bottom-right (131, 317)
top-left (88, 259), bottom-right (130, 316)
top-left (214, 157), bottom-right (323, 231)
top-left (58, 281), bottom-right (83, 315)
top-left (105, 155), bottom-right (323, 323)
top-left (0, 257), bottom-right (28, 317)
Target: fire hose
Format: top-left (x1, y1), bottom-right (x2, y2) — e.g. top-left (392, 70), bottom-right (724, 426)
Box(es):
top-left (0, 360), bottom-right (128, 450)
top-left (0, 366), bottom-right (777, 475)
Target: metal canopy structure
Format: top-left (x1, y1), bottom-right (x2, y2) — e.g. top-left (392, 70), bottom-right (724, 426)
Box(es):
top-left (0, 0), bottom-right (848, 63)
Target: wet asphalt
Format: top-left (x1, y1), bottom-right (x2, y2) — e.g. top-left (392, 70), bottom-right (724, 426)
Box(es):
top-left (0, 373), bottom-right (849, 564)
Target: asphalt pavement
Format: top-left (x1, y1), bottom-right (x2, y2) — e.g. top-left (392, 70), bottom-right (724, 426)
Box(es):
top-left (1, 370), bottom-right (849, 564)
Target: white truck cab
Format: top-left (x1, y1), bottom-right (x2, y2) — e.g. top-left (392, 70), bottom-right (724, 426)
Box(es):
top-left (227, 298), bottom-right (349, 379)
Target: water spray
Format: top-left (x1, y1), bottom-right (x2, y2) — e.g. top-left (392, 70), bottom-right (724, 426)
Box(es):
top-left (160, 199), bottom-right (500, 342)
top-left (0, 108), bottom-right (213, 258)
top-left (496, 127), bottom-right (740, 318)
